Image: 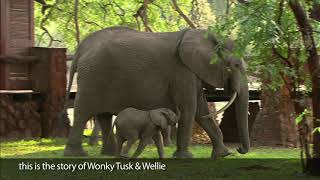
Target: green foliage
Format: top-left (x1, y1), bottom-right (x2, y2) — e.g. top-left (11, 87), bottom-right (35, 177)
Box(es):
top-left (34, 0), bottom-right (215, 53)
top-left (312, 127), bottom-right (320, 134)
top-left (34, 0), bottom-right (319, 92)
top-left (208, 0), bottom-right (319, 91)
top-left (294, 109), bottom-right (319, 135)
top-left (295, 109), bottom-right (309, 125)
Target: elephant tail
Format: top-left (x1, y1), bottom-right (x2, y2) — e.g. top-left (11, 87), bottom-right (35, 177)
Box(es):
top-left (57, 54), bottom-right (78, 133)
top-left (65, 54), bottom-right (78, 110)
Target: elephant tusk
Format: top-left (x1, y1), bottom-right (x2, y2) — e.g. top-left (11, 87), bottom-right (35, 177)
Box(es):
top-left (175, 106), bottom-right (181, 121)
top-left (202, 92), bottom-right (237, 118)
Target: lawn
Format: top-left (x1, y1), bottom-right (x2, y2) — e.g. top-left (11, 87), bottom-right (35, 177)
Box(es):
top-left (0, 138), bottom-right (300, 159)
top-left (0, 136), bottom-right (315, 180)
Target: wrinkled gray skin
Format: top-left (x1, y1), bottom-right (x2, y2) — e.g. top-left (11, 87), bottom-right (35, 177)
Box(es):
top-left (88, 119), bottom-right (174, 146)
top-left (115, 107), bottom-right (178, 158)
top-left (88, 118), bottom-right (100, 146)
top-left (161, 125), bottom-right (173, 146)
top-left (63, 26), bottom-right (250, 158)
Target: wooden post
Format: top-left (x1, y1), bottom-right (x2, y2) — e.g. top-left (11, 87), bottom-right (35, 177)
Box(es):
top-left (31, 47), bottom-right (69, 137)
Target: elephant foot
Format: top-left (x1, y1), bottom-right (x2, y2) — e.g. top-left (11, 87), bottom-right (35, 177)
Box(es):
top-left (237, 147), bottom-right (249, 154)
top-left (101, 146), bottom-right (118, 156)
top-left (101, 136), bottom-right (118, 156)
top-left (64, 145), bottom-right (88, 157)
top-left (172, 150), bottom-right (193, 159)
top-left (88, 136), bottom-right (99, 146)
top-left (118, 153), bottom-right (130, 159)
top-left (211, 147), bottom-right (231, 159)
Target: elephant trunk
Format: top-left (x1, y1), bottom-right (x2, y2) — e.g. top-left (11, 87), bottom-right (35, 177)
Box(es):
top-left (235, 77), bottom-right (250, 154)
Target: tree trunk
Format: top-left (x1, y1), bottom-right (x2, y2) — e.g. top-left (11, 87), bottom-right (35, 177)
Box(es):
top-left (74, 0), bottom-right (80, 47)
top-left (289, 0), bottom-right (320, 175)
top-left (310, 1), bottom-right (320, 21)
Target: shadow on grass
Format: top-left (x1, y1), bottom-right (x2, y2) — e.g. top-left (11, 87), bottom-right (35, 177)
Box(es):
top-left (1, 156), bottom-right (313, 180)
top-left (1, 138), bottom-right (317, 180)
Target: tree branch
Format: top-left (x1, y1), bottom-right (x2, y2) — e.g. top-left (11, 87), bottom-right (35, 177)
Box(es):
top-left (74, 0), bottom-right (80, 47)
top-left (272, 0), bottom-right (293, 68)
top-left (151, 2), bottom-right (167, 19)
top-left (171, 0), bottom-right (196, 29)
top-left (237, 0), bottom-right (249, 4)
top-left (34, 0), bottom-right (52, 14)
top-left (107, 1), bottom-right (126, 24)
top-left (39, 0), bottom-right (62, 47)
top-left (310, 1), bottom-right (320, 22)
top-left (133, 0), bottom-right (153, 32)
top-left (84, 21), bottom-right (103, 29)
top-left (226, 0), bottom-right (230, 14)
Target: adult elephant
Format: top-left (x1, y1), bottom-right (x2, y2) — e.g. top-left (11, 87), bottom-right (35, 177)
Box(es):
top-left (63, 26), bottom-right (249, 158)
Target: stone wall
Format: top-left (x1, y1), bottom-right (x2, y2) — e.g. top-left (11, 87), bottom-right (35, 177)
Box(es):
top-left (0, 47), bottom-right (69, 139)
top-left (0, 93), bottom-right (42, 139)
top-left (251, 86), bottom-right (298, 147)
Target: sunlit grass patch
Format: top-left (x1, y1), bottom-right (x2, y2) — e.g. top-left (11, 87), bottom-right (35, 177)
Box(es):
top-left (0, 138), bottom-right (310, 179)
top-left (0, 138), bottom-right (299, 159)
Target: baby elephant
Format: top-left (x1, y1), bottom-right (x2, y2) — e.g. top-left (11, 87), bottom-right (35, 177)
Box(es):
top-left (115, 107), bottom-right (180, 158)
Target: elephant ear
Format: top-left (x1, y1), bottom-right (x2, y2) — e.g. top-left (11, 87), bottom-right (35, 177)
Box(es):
top-left (150, 109), bottom-right (168, 129)
top-left (178, 30), bottom-right (224, 88)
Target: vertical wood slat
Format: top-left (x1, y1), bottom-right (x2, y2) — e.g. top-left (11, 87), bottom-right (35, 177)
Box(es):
top-left (0, 0), bottom-right (9, 89)
top-left (0, 0), bottom-right (34, 90)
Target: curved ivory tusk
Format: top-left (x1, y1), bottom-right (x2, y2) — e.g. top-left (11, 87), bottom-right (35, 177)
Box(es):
top-left (202, 92), bottom-right (237, 118)
top-left (175, 106), bottom-right (181, 121)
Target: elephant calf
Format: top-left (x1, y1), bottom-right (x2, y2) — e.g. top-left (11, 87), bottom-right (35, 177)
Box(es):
top-left (115, 107), bottom-right (180, 158)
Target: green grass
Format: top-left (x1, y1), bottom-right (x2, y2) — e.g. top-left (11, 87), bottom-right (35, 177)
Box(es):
top-left (0, 138), bottom-right (299, 159)
top-left (1, 138), bottom-right (316, 180)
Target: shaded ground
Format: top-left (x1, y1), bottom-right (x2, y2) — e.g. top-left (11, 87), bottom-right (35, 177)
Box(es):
top-left (0, 138), bottom-right (316, 179)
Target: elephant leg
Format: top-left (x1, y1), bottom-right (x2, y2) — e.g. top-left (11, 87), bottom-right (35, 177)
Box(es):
top-left (161, 126), bottom-right (172, 147)
top-left (132, 138), bottom-right (149, 158)
top-left (173, 112), bottom-right (195, 158)
top-left (195, 94), bottom-right (230, 158)
top-left (153, 131), bottom-right (164, 159)
top-left (121, 138), bottom-right (137, 158)
top-left (172, 72), bottom-right (202, 158)
top-left (116, 135), bottom-right (125, 157)
top-left (64, 108), bottom-right (90, 156)
top-left (173, 101), bottom-right (196, 158)
top-left (88, 118), bottom-right (100, 146)
top-left (96, 113), bottom-right (118, 156)
top-left (171, 125), bottom-right (177, 143)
